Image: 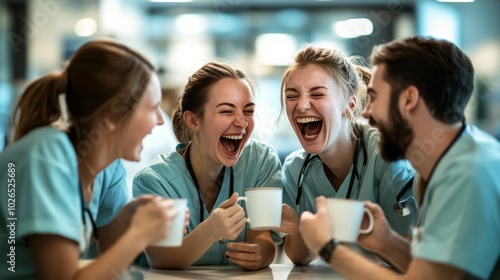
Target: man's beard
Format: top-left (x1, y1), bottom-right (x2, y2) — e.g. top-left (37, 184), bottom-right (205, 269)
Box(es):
top-left (371, 101), bottom-right (414, 162)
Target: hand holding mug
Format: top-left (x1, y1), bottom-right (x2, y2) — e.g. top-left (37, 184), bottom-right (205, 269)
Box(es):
top-left (104, 195), bottom-right (161, 245)
top-left (357, 200), bottom-right (394, 253)
top-left (113, 195), bottom-right (159, 229)
top-left (207, 193), bottom-right (246, 241)
top-left (131, 198), bottom-right (178, 246)
top-left (279, 204), bottom-right (299, 235)
top-left (299, 196), bottom-right (332, 254)
top-left (152, 198), bottom-right (188, 247)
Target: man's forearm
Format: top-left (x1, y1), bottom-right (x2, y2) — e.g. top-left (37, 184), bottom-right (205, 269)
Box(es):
top-left (375, 231), bottom-right (412, 273)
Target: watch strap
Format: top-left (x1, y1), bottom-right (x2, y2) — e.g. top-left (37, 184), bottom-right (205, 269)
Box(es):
top-left (319, 238), bottom-right (340, 263)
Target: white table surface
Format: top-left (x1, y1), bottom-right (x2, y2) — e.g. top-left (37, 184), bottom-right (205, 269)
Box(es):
top-left (124, 262), bottom-right (344, 280)
top-left (79, 259), bottom-right (344, 279)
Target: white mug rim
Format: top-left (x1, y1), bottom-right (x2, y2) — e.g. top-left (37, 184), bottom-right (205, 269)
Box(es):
top-left (244, 187), bottom-right (282, 193)
top-left (325, 198), bottom-right (364, 205)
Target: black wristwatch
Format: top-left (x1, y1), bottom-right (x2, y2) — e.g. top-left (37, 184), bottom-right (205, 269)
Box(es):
top-left (319, 238), bottom-right (340, 263)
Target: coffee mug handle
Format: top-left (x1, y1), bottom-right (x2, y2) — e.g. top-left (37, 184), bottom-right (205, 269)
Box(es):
top-left (359, 208), bottom-right (374, 234)
top-left (236, 197), bottom-right (251, 224)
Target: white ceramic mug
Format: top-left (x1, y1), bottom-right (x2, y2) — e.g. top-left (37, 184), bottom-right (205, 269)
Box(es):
top-left (325, 198), bottom-right (374, 243)
top-left (237, 187), bottom-right (282, 230)
top-left (152, 198), bottom-right (187, 247)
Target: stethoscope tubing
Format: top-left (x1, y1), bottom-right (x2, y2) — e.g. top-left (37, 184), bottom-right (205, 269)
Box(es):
top-left (296, 124), bottom-right (367, 207)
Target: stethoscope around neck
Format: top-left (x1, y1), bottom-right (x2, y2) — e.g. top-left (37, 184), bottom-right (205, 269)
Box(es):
top-left (185, 143), bottom-right (234, 224)
top-left (295, 124), bottom-right (415, 217)
top-left (78, 182), bottom-right (99, 255)
top-left (296, 124), bottom-right (368, 208)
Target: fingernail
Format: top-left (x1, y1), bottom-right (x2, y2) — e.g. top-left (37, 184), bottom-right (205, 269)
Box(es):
top-left (225, 254), bottom-right (229, 259)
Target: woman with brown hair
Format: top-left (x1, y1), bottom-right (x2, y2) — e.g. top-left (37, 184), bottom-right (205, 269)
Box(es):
top-left (0, 39), bottom-right (178, 279)
top-left (133, 61), bottom-right (282, 270)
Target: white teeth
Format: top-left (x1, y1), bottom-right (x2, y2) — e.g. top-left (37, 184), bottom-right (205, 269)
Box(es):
top-left (297, 117), bottom-right (321, 124)
top-left (222, 135), bottom-right (243, 140)
top-left (304, 133), bottom-right (318, 139)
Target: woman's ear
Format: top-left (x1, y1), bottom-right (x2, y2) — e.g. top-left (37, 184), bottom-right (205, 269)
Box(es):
top-left (183, 111), bottom-right (199, 132)
top-left (343, 95), bottom-right (357, 118)
top-left (102, 117), bottom-right (117, 132)
top-left (348, 95), bottom-right (357, 111)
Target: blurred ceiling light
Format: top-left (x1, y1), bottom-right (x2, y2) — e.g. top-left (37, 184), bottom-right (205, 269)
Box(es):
top-left (469, 41), bottom-right (500, 75)
top-left (333, 18), bottom-right (373, 38)
top-left (256, 33), bottom-right (296, 66)
top-left (167, 37), bottom-right (214, 74)
top-left (276, 9), bottom-right (308, 28)
top-left (175, 14), bottom-right (207, 34)
top-left (437, 0), bottom-right (474, 2)
top-left (419, 1), bottom-right (459, 45)
top-left (74, 18), bottom-right (97, 37)
top-left (149, 0), bottom-right (193, 2)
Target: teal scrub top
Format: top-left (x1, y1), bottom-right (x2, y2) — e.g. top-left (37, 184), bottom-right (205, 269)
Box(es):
top-left (282, 124), bottom-right (417, 236)
top-left (413, 124), bottom-right (500, 280)
top-left (0, 127), bottom-right (130, 279)
top-left (133, 139), bottom-right (283, 266)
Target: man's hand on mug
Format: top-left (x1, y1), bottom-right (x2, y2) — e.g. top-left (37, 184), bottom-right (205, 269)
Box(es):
top-left (299, 196), bottom-right (332, 254)
top-left (357, 200), bottom-right (393, 253)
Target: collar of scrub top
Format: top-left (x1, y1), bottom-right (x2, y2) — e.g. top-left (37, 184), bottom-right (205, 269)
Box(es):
top-left (78, 181), bottom-right (99, 251)
top-left (415, 122), bottom-right (467, 227)
top-left (295, 123), bottom-right (368, 212)
top-left (185, 143), bottom-right (234, 224)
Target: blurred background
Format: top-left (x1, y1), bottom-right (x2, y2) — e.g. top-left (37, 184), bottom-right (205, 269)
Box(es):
top-left (1, 0), bottom-right (499, 162)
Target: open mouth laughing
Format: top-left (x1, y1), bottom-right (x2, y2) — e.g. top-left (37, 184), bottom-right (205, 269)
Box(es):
top-left (296, 117), bottom-right (323, 139)
top-left (220, 134), bottom-right (244, 155)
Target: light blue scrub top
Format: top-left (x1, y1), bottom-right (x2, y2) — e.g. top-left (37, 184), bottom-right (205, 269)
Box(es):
top-left (0, 127), bottom-right (130, 279)
top-left (282, 124), bottom-right (416, 236)
top-left (413, 124), bottom-right (500, 280)
top-left (133, 139), bottom-right (283, 266)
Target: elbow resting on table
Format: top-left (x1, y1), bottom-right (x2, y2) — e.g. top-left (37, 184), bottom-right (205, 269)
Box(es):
top-left (288, 254), bottom-right (315, 266)
top-left (149, 260), bottom-right (191, 270)
top-left (146, 251), bottom-right (192, 270)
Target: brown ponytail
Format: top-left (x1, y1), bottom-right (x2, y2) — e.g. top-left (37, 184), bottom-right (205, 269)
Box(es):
top-left (13, 72), bottom-right (66, 141)
top-left (171, 99), bottom-right (192, 143)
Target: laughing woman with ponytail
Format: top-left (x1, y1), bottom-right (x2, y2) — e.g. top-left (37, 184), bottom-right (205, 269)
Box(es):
top-left (0, 40), bottom-right (179, 279)
top-left (133, 61), bottom-right (283, 270)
